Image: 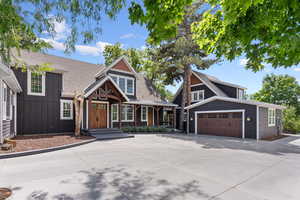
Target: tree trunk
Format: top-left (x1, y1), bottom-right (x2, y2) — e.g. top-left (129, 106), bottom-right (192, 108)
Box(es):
top-left (179, 65), bottom-right (189, 131)
top-left (74, 92), bottom-right (84, 136)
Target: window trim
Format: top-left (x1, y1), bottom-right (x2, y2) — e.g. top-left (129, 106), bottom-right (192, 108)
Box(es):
top-left (141, 106), bottom-right (148, 122)
top-left (191, 90), bottom-right (204, 102)
top-left (60, 99), bottom-right (73, 120)
top-left (237, 88), bottom-right (244, 100)
top-left (3, 83), bottom-right (7, 120)
top-left (27, 70), bottom-right (46, 96)
top-left (110, 74), bottom-right (135, 95)
top-left (121, 104), bottom-right (134, 122)
top-left (111, 104), bottom-right (119, 122)
top-left (268, 108), bottom-right (276, 127)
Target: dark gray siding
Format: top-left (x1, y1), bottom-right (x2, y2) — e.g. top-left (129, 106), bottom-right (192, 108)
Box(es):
top-left (189, 100), bottom-right (257, 139)
top-left (213, 82), bottom-right (237, 98)
top-left (173, 85), bottom-right (216, 106)
top-left (14, 69), bottom-right (75, 134)
top-left (258, 107), bottom-right (282, 139)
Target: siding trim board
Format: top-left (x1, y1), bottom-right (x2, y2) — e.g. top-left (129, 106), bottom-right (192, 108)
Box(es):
top-left (194, 109), bottom-right (245, 139)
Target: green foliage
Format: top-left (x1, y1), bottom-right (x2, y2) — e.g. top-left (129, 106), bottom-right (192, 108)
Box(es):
top-left (103, 43), bottom-right (174, 100)
top-left (253, 74), bottom-right (300, 113)
top-left (128, 0), bottom-right (194, 44)
top-left (1, 0), bottom-right (125, 66)
top-left (103, 43), bottom-right (144, 72)
top-left (283, 106), bottom-right (300, 134)
top-left (192, 0), bottom-right (300, 71)
top-left (121, 126), bottom-right (170, 133)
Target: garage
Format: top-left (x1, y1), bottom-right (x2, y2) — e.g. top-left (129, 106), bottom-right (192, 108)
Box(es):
top-left (196, 111), bottom-right (244, 138)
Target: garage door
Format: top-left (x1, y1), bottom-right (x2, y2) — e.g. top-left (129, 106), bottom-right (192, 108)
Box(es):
top-left (197, 112), bottom-right (242, 138)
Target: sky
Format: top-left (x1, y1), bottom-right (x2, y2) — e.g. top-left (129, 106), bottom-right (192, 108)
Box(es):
top-left (39, 4), bottom-right (300, 96)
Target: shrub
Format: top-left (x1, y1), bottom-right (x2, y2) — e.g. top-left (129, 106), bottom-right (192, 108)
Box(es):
top-left (283, 106), bottom-right (300, 134)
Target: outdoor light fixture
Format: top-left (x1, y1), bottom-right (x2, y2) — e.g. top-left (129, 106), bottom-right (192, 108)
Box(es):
top-left (246, 117), bottom-right (251, 121)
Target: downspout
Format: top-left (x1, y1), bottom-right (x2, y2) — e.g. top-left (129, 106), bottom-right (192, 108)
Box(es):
top-left (0, 80), bottom-right (3, 144)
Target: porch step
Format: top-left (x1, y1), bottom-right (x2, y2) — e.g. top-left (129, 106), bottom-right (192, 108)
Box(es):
top-left (92, 133), bottom-right (134, 141)
top-left (87, 128), bottom-right (123, 135)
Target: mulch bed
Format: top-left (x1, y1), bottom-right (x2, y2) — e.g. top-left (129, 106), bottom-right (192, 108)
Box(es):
top-left (261, 134), bottom-right (288, 141)
top-left (0, 134), bottom-right (94, 154)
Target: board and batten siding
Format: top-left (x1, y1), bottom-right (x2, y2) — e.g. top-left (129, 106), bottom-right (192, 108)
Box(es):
top-left (14, 69), bottom-right (75, 134)
top-left (189, 100), bottom-right (257, 139)
top-left (258, 107), bottom-right (282, 139)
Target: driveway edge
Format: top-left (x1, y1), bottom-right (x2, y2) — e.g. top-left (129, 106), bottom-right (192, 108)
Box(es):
top-left (0, 138), bottom-right (96, 159)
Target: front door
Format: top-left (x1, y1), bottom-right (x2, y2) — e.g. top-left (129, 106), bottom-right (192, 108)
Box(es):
top-left (90, 102), bottom-right (107, 129)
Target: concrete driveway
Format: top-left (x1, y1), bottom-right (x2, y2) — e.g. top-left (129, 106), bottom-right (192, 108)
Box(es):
top-left (1, 134), bottom-right (300, 200)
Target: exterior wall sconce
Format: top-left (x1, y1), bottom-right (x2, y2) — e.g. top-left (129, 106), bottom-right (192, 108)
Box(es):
top-left (246, 117), bottom-right (251, 121)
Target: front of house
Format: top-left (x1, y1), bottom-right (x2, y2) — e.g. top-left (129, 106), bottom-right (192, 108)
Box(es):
top-left (0, 51), bottom-right (285, 143)
top-left (11, 52), bottom-right (176, 136)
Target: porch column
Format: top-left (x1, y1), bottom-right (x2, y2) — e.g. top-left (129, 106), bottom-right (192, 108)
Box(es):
top-left (134, 105), bottom-right (140, 127)
top-left (88, 96), bottom-right (92, 129)
top-left (118, 101), bottom-right (121, 129)
top-left (186, 109), bottom-right (190, 134)
top-left (155, 106), bottom-right (161, 126)
top-left (173, 107), bottom-right (176, 129)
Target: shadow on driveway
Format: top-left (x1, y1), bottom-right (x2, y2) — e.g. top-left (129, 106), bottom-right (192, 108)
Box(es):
top-left (158, 134), bottom-right (300, 156)
top-left (25, 166), bottom-right (218, 200)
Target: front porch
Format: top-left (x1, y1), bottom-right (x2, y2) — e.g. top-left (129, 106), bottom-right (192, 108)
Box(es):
top-left (82, 77), bottom-right (177, 130)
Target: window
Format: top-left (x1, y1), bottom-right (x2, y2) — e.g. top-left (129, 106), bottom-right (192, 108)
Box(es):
top-left (121, 105), bottom-right (134, 121)
top-left (237, 89), bottom-right (244, 99)
top-left (141, 106), bottom-right (147, 122)
top-left (109, 74), bottom-right (134, 95)
top-left (27, 70), bottom-right (45, 96)
top-left (191, 90), bottom-right (204, 102)
top-left (111, 104), bottom-right (118, 121)
top-left (60, 100), bottom-right (73, 120)
top-left (268, 108), bottom-right (276, 127)
top-left (127, 79), bottom-right (134, 94)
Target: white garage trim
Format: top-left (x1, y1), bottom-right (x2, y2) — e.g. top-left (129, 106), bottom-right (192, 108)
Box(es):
top-left (256, 106), bottom-right (260, 140)
top-left (194, 109), bottom-right (245, 139)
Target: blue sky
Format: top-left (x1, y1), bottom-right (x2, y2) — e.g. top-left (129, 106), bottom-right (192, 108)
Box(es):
top-left (40, 5), bottom-right (300, 95)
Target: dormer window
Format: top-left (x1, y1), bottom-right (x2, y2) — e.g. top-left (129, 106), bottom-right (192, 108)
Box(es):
top-left (191, 90), bottom-right (204, 102)
top-left (110, 74), bottom-right (134, 95)
top-left (237, 89), bottom-right (244, 99)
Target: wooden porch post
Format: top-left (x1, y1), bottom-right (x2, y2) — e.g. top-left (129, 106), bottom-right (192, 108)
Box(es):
top-left (134, 105), bottom-right (140, 127)
top-left (173, 107), bottom-right (176, 129)
top-left (118, 101), bottom-right (121, 129)
top-left (88, 96), bottom-right (92, 129)
top-left (155, 106), bottom-right (161, 127)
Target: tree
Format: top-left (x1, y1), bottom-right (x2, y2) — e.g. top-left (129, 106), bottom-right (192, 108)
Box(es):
top-left (253, 74), bottom-right (300, 113)
top-left (192, 0), bottom-right (300, 71)
top-left (103, 43), bottom-right (173, 100)
top-left (282, 106), bottom-right (300, 134)
top-left (1, 0), bottom-right (125, 65)
top-left (73, 92), bottom-right (84, 136)
top-left (152, 1), bottom-right (215, 131)
top-left (103, 43), bottom-right (144, 72)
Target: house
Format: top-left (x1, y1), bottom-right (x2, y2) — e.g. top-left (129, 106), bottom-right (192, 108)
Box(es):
top-left (172, 71), bottom-right (285, 140)
top-left (11, 51), bottom-right (177, 135)
top-left (0, 62), bottom-right (22, 143)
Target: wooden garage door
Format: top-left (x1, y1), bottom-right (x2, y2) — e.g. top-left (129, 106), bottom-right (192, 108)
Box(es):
top-left (197, 112), bottom-right (242, 138)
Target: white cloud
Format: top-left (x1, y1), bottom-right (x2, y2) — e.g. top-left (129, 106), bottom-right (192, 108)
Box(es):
top-left (240, 58), bottom-right (248, 66)
top-left (42, 38), bottom-right (111, 56)
top-left (52, 19), bottom-right (70, 40)
top-left (293, 68), bottom-right (300, 72)
top-left (120, 33), bottom-right (136, 39)
top-left (41, 38), bottom-right (65, 51)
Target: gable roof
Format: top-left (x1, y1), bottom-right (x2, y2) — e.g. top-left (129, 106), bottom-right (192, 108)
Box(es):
top-left (95, 56), bottom-right (137, 78)
top-left (84, 76), bottom-right (129, 101)
top-left (15, 51), bottom-right (104, 97)
top-left (185, 96), bottom-right (285, 110)
top-left (0, 62), bottom-right (22, 92)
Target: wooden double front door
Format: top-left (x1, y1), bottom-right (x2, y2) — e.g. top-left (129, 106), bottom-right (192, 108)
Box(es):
top-left (90, 102), bottom-right (108, 129)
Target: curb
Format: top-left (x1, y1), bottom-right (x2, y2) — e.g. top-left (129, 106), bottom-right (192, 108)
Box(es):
top-left (0, 138), bottom-right (96, 159)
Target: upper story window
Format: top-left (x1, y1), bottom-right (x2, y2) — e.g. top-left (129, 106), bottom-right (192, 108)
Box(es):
top-left (60, 99), bottom-right (73, 120)
top-left (237, 89), bottom-right (244, 99)
top-left (268, 108), bottom-right (276, 127)
top-left (110, 74), bottom-right (135, 95)
top-left (27, 70), bottom-right (45, 96)
top-left (191, 90), bottom-right (204, 102)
